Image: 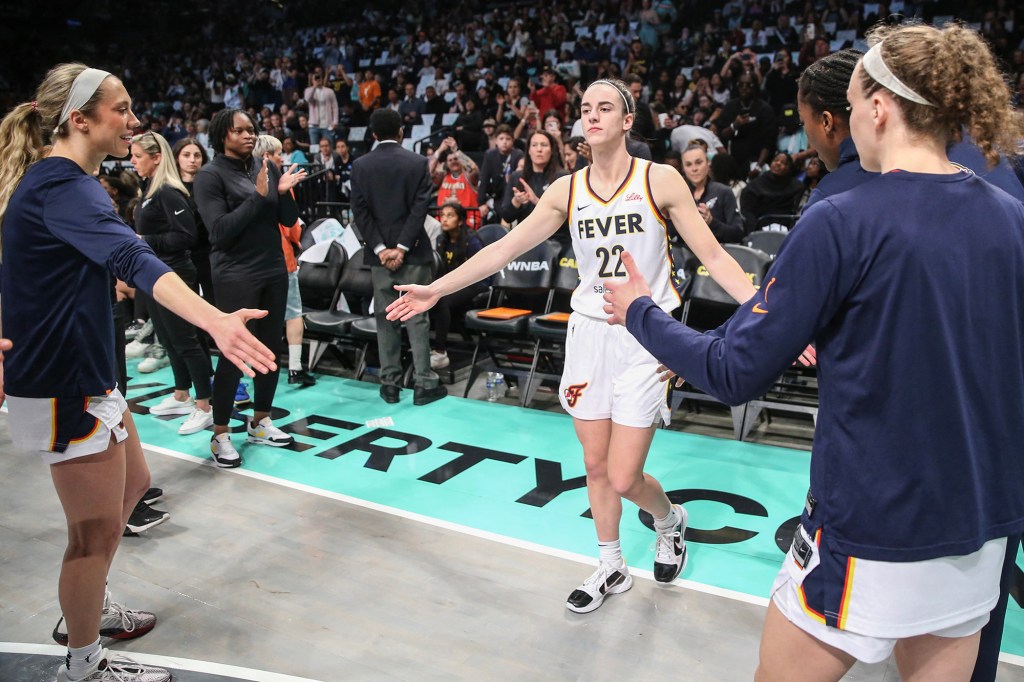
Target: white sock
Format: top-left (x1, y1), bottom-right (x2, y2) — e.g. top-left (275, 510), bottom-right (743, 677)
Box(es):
top-left (66, 638), bottom-right (103, 679)
top-left (598, 539), bottom-right (623, 567)
top-left (288, 344), bottom-right (302, 371)
top-left (653, 505), bottom-right (679, 532)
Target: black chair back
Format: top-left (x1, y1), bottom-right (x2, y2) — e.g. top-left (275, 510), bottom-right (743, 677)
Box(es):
top-left (493, 240), bottom-right (560, 291)
top-left (688, 245), bottom-right (771, 307)
top-left (477, 223), bottom-right (509, 246)
top-left (297, 242), bottom-right (347, 310)
top-left (744, 230), bottom-right (788, 259)
top-left (553, 243), bottom-right (580, 291)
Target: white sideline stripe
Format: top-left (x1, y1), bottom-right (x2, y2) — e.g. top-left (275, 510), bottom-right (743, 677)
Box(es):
top-left (0, 642), bottom-right (322, 681)
top-left (144, 443), bottom-right (769, 606)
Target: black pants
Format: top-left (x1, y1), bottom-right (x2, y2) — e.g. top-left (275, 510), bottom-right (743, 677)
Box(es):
top-left (143, 263), bottom-right (213, 401)
top-left (432, 286), bottom-right (483, 352)
top-left (211, 273), bottom-right (288, 425)
top-left (971, 533), bottom-right (1022, 682)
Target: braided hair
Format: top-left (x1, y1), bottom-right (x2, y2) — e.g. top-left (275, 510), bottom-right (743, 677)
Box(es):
top-left (798, 49), bottom-right (862, 121)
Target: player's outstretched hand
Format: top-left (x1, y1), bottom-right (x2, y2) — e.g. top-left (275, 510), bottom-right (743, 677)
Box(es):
top-left (603, 251), bottom-right (652, 326)
top-left (208, 309), bottom-right (277, 377)
top-left (386, 284), bottom-right (439, 321)
top-left (656, 363), bottom-right (685, 388)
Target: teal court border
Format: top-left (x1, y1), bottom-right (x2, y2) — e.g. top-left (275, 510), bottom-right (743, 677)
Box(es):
top-left (125, 363), bottom-right (1024, 662)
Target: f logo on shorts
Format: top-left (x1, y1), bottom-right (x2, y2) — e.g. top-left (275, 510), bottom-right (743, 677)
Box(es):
top-left (564, 382), bottom-right (589, 408)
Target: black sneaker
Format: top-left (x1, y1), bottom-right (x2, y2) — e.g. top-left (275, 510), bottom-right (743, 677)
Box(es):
top-left (123, 501), bottom-right (169, 537)
top-left (142, 487), bottom-right (163, 504)
top-left (288, 369), bottom-right (317, 387)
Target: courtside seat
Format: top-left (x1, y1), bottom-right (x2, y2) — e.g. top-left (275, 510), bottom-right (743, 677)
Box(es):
top-left (743, 230), bottom-right (789, 259)
top-left (521, 243), bottom-right (580, 406)
top-left (669, 244), bottom-right (772, 439)
top-left (462, 239), bottom-right (561, 399)
top-left (304, 248), bottom-right (374, 371)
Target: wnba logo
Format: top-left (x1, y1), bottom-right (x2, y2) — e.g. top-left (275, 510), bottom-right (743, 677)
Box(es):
top-left (563, 382), bottom-right (588, 408)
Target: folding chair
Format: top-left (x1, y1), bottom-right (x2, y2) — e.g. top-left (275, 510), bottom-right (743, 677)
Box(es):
top-left (461, 240), bottom-right (561, 399)
top-left (521, 243), bottom-right (579, 407)
top-left (304, 248), bottom-right (374, 371)
top-left (743, 230), bottom-right (789, 259)
top-left (669, 244), bottom-right (772, 438)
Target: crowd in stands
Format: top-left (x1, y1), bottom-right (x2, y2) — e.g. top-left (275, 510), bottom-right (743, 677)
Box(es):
top-left (14, 0), bottom-right (1011, 239)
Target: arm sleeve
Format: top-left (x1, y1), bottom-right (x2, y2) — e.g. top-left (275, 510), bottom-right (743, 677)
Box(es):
top-left (351, 162), bottom-right (385, 251)
top-left (625, 202), bottom-right (849, 405)
top-left (144, 189), bottom-right (197, 254)
top-left (45, 179), bottom-right (170, 294)
top-left (194, 169), bottom-right (268, 250)
top-left (396, 158), bottom-right (433, 249)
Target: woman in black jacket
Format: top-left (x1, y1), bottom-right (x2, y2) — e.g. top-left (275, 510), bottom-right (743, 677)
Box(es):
top-left (680, 142), bottom-right (745, 243)
top-left (130, 131), bottom-right (215, 436)
top-left (194, 109), bottom-right (306, 467)
top-left (740, 151), bottom-right (804, 232)
top-left (501, 130), bottom-right (569, 237)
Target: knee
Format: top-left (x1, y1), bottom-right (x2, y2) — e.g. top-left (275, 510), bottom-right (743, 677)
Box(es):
top-left (608, 471), bottom-right (642, 499)
top-left (124, 471), bottom-right (151, 508)
top-left (583, 455), bottom-right (608, 482)
top-left (65, 518), bottom-right (123, 561)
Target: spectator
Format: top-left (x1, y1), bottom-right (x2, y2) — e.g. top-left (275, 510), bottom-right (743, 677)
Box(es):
top-left (498, 78), bottom-right (531, 127)
top-left (763, 49), bottom-right (800, 112)
top-left (797, 156), bottom-right (827, 211)
top-left (624, 73), bottom-right (656, 144)
top-left (501, 130), bottom-right (568, 232)
top-left (422, 85), bottom-right (448, 118)
top-left (710, 151), bottom-right (748, 210)
top-left (476, 124), bottom-right (525, 223)
top-left (776, 103), bottom-right (812, 163)
top-left (717, 72), bottom-right (777, 174)
top-left (429, 201), bottom-right (490, 370)
top-left (529, 67), bottom-right (567, 123)
top-left (304, 71), bottom-right (339, 147)
top-left (433, 137), bottom-right (481, 228)
top-left (358, 69), bottom-right (382, 112)
top-left (740, 151), bottom-right (804, 231)
top-left (398, 81), bottom-right (425, 129)
top-left (172, 137), bottom-right (214, 306)
top-left (292, 114), bottom-right (311, 153)
top-left (333, 138), bottom-right (355, 201)
top-left (681, 142), bottom-right (745, 243)
top-left (280, 136), bottom-right (308, 165)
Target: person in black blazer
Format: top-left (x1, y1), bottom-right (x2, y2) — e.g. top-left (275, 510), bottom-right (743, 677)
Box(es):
top-left (351, 109), bottom-right (446, 406)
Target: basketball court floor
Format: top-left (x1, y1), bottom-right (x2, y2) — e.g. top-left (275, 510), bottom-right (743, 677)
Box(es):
top-left (1, 361), bottom-right (1021, 681)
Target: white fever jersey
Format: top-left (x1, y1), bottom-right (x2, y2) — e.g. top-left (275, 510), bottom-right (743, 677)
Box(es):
top-left (567, 158), bottom-right (681, 318)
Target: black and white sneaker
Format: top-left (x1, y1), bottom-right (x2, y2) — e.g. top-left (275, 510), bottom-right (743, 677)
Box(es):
top-left (122, 501), bottom-right (169, 537)
top-left (653, 504), bottom-right (688, 583)
top-left (210, 433), bottom-right (242, 468)
top-left (566, 563), bottom-right (633, 614)
top-left (142, 487), bottom-right (163, 504)
top-left (53, 599), bottom-right (158, 645)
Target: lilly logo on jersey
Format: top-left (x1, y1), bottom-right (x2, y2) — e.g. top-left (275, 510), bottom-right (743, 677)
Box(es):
top-left (563, 382), bottom-right (588, 408)
top-left (623, 191), bottom-right (644, 203)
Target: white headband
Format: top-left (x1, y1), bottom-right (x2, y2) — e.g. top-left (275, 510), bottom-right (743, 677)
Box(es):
top-left (55, 68), bottom-right (112, 133)
top-left (861, 43), bottom-right (935, 107)
top-left (589, 80), bottom-right (633, 113)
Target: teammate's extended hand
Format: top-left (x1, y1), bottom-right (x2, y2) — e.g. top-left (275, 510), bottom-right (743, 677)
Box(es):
top-left (656, 364), bottom-right (684, 388)
top-left (795, 344), bottom-right (817, 367)
top-left (0, 337), bottom-right (12, 408)
top-left (602, 251), bottom-right (652, 326)
top-left (207, 310), bottom-right (277, 377)
top-left (386, 285), bottom-right (439, 321)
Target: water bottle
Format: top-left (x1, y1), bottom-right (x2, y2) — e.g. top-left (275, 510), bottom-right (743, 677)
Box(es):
top-left (493, 373), bottom-right (507, 401)
top-left (486, 372), bottom-right (498, 402)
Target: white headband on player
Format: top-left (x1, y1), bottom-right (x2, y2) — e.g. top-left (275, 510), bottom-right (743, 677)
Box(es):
top-left (56, 68), bottom-right (113, 133)
top-left (861, 43), bottom-right (935, 107)
top-left (589, 80), bottom-right (634, 113)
